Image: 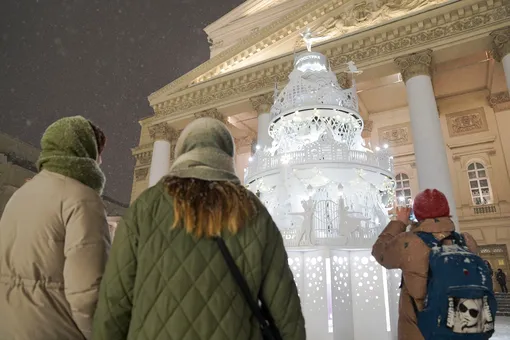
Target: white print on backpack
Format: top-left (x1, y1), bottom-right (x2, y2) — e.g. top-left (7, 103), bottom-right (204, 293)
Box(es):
top-left (446, 297), bottom-right (494, 333)
top-left (432, 244), bottom-right (471, 255)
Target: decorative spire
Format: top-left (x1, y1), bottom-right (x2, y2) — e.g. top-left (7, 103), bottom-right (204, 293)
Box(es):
top-left (300, 28), bottom-right (320, 52)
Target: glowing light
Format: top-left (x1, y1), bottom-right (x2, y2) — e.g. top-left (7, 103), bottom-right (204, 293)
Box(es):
top-left (248, 157), bottom-right (253, 162)
top-left (375, 146), bottom-right (381, 151)
top-left (256, 144), bottom-right (261, 150)
top-left (383, 144), bottom-right (389, 149)
top-left (382, 268), bottom-right (392, 332)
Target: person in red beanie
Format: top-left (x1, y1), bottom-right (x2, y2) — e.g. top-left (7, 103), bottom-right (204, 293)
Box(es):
top-left (372, 188), bottom-right (478, 340)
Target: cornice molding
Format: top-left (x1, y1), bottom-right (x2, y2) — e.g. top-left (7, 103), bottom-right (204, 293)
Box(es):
top-left (147, 0), bottom-right (509, 124)
top-left (490, 26), bottom-right (510, 62)
top-left (394, 49), bottom-right (433, 83)
top-left (194, 108), bottom-right (227, 123)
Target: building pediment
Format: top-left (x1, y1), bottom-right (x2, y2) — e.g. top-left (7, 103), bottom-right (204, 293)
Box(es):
top-left (149, 0), bottom-right (451, 105)
top-left (144, 0), bottom-right (510, 125)
top-left (205, 0), bottom-right (300, 58)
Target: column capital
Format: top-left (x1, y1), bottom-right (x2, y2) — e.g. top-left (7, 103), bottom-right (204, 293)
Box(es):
top-left (249, 93), bottom-right (273, 115)
top-left (362, 120), bottom-right (373, 133)
top-left (133, 150), bottom-right (152, 166)
top-left (234, 135), bottom-right (255, 150)
top-left (148, 122), bottom-right (178, 142)
top-left (491, 27), bottom-right (510, 62)
top-left (336, 72), bottom-right (352, 89)
top-left (362, 119), bottom-right (373, 138)
top-left (394, 49), bottom-right (433, 83)
top-left (194, 108), bottom-right (227, 123)
top-left (488, 91), bottom-right (510, 113)
top-left (134, 168), bottom-right (149, 182)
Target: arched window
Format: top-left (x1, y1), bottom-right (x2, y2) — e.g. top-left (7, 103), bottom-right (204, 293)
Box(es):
top-left (395, 173), bottom-right (412, 205)
top-left (468, 162), bottom-right (492, 205)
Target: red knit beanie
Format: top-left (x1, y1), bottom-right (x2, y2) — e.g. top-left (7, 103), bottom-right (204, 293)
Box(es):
top-left (413, 189), bottom-right (450, 221)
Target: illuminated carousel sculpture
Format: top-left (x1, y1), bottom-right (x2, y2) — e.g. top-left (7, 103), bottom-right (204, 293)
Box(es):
top-left (245, 32), bottom-right (401, 340)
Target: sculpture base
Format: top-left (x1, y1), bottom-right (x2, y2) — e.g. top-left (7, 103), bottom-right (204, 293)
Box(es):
top-left (287, 248), bottom-right (401, 340)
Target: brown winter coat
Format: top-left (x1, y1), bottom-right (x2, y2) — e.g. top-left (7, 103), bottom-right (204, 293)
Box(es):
top-left (0, 170), bottom-right (111, 340)
top-left (372, 217), bottom-right (478, 340)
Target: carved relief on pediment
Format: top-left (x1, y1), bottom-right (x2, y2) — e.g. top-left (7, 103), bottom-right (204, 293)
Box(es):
top-left (446, 108), bottom-right (489, 137)
top-left (378, 122), bottom-right (413, 147)
top-left (310, 0), bottom-right (446, 43)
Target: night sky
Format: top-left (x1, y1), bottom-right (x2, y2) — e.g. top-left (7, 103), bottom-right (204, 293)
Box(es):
top-left (0, 0), bottom-right (244, 203)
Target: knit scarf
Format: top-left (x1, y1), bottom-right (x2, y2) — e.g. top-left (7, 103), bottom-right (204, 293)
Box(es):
top-left (37, 116), bottom-right (106, 194)
top-left (167, 117), bottom-right (240, 184)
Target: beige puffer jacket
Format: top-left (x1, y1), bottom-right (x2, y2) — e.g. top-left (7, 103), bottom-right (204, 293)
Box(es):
top-left (372, 217), bottom-right (478, 340)
top-left (0, 170), bottom-right (111, 340)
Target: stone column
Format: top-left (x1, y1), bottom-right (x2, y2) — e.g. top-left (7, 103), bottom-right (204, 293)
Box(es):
top-left (250, 93), bottom-right (274, 149)
top-left (234, 136), bottom-right (254, 183)
top-left (491, 27), bottom-right (510, 91)
top-left (148, 122), bottom-right (177, 187)
top-left (395, 49), bottom-right (458, 228)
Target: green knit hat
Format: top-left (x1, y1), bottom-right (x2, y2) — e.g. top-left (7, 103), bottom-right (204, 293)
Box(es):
top-left (37, 116), bottom-right (105, 194)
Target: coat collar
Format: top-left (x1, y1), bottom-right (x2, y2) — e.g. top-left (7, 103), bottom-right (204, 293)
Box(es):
top-left (411, 217), bottom-right (455, 234)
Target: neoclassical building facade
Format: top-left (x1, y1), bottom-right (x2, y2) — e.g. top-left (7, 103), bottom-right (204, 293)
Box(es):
top-left (131, 0), bottom-right (510, 272)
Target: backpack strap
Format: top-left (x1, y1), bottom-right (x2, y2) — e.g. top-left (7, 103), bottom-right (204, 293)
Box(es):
top-left (415, 231), bottom-right (466, 249)
top-left (415, 232), bottom-right (438, 248)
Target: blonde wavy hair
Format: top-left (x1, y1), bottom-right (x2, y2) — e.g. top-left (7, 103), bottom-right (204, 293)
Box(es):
top-left (164, 177), bottom-right (258, 238)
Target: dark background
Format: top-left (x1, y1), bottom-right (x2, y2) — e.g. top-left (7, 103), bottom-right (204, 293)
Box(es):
top-left (0, 0), bottom-right (244, 203)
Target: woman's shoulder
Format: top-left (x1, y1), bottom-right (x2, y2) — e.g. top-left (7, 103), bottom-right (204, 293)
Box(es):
top-left (129, 181), bottom-right (173, 214)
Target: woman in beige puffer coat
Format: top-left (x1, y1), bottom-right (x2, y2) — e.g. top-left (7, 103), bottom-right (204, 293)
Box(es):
top-left (0, 116), bottom-right (111, 340)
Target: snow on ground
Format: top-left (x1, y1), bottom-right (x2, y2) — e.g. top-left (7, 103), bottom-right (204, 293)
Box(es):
top-left (494, 316), bottom-right (510, 340)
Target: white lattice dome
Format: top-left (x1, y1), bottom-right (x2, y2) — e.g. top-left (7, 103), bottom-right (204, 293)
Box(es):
top-left (269, 51), bottom-right (363, 149)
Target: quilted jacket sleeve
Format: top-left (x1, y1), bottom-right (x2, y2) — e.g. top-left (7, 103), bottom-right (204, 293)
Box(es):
top-left (92, 198), bottom-right (141, 340)
top-left (62, 198), bottom-right (111, 340)
top-left (259, 211), bottom-right (306, 340)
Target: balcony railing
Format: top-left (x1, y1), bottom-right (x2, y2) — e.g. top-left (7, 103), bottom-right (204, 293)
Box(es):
top-left (473, 204), bottom-right (498, 215)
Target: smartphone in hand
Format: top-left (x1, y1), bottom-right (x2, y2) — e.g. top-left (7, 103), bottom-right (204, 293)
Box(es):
top-left (409, 209), bottom-right (418, 223)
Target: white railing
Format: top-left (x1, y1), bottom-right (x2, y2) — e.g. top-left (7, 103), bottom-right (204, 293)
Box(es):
top-left (281, 224), bottom-right (384, 248)
top-left (246, 148), bottom-right (393, 180)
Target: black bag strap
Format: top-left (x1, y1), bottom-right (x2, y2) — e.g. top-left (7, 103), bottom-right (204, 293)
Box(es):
top-left (215, 237), bottom-right (271, 331)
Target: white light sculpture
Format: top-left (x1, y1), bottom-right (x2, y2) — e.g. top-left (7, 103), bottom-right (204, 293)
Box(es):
top-left (245, 33), bottom-right (401, 340)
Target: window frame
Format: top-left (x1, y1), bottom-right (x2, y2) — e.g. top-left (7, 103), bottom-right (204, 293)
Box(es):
top-left (395, 173), bottom-right (413, 206)
top-left (467, 161), bottom-right (493, 206)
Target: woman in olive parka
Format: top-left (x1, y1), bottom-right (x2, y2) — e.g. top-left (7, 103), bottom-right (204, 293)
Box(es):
top-left (92, 117), bottom-right (306, 340)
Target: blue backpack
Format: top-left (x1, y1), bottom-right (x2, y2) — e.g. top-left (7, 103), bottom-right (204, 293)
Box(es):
top-left (411, 231), bottom-right (497, 340)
